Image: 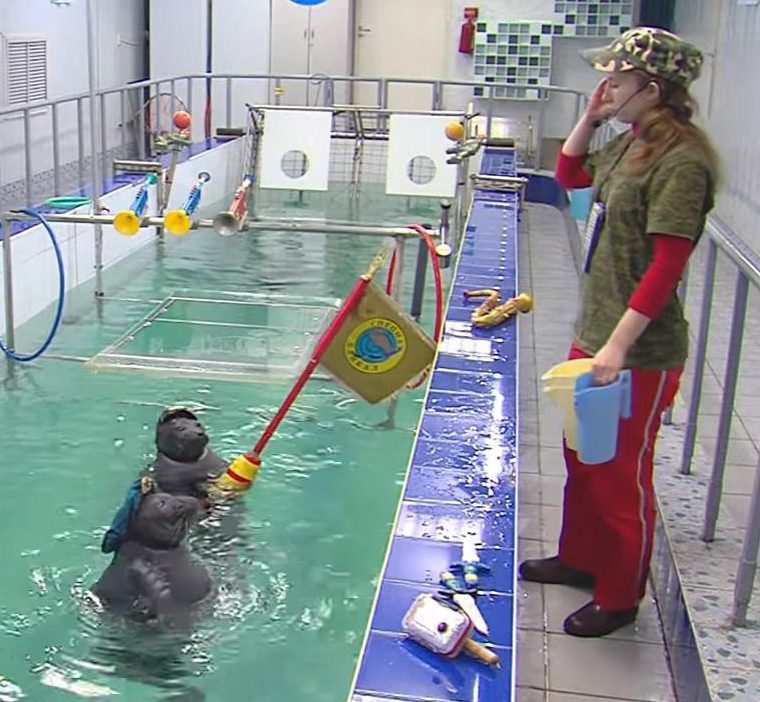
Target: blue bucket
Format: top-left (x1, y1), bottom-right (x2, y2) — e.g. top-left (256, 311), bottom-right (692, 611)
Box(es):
top-left (574, 370), bottom-right (632, 464)
top-left (568, 187), bottom-right (593, 221)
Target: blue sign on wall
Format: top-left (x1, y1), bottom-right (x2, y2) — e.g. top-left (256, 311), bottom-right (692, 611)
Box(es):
top-left (289, 0), bottom-right (328, 5)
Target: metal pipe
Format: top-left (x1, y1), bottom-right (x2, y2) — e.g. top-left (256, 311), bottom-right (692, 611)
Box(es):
top-left (226, 76), bottom-right (232, 127)
top-left (410, 237), bottom-right (429, 321)
top-left (186, 77), bottom-right (193, 120)
top-left (0, 210), bottom-right (429, 239)
top-left (86, 0), bottom-right (105, 296)
top-left (23, 109), bottom-right (32, 206)
top-left (535, 88), bottom-right (548, 171)
top-left (663, 265), bottom-right (690, 425)
top-left (680, 239), bottom-right (717, 475)
top-left (100, 92), bottom-right (108, 179)
top-left (702, 270), bottom-right (749, 541)
top-left (52, 103), bottom-right (61, 196)
top-left (119, 89), bottom-right (127, 157)
top-left (77, 98), bottom-right (85, 188)
top-left (733, 447), bottom-right (760, 625)
top-left (486, 86), bottom-right (494, 136)
top-left (2, 214), bottom-right (15, 353)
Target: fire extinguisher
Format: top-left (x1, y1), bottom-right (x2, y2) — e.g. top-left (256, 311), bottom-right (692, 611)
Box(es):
top-left (459, 7), bottom-right (478, 55)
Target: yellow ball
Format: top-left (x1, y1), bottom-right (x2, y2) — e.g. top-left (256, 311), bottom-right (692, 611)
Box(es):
top-left (445, 121), bottom-right (465, 141)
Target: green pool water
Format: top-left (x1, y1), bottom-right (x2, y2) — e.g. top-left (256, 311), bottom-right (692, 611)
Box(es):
top-left (0, 187), bottom-right (449, 701)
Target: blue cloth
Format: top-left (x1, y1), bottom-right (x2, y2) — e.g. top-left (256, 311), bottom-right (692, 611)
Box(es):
top-left (101, 478), bottom-right (147, 553)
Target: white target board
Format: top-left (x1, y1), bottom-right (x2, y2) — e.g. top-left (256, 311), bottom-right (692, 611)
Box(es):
top-left (258, 109), bottom-right (331, 191)
top-left (385, 114), bottom-right (458, 198)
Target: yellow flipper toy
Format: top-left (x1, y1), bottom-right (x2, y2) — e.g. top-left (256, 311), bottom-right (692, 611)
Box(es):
top-left (464, 289), bottom-right (533, 327)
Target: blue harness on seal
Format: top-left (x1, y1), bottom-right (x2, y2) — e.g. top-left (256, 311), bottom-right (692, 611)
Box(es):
top-left (101, 476), bottom-right (155, 554)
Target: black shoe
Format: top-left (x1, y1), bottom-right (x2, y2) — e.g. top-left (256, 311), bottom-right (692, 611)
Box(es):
top-left (563, 601), bottom-right (638, 637)
top-left (519, 556), bottom-right (595, 588)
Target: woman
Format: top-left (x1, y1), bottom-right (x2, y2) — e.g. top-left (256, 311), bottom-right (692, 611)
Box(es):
top-left (519, 27), bottom-right (719, 637)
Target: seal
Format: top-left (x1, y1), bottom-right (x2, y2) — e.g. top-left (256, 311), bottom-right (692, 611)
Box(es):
top-left (92, 490), bottom-right (212, 626)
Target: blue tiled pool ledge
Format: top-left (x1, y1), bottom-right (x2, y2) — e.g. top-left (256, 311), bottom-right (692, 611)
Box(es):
top-left (348, 148), bottom-right (521, 702)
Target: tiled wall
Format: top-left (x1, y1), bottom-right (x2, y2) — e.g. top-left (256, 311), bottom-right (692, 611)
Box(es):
top-left (473, 0), bottom-right (634, 99)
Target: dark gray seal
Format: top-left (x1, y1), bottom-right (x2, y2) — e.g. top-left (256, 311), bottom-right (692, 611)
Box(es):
top-left (92, 492), bottom-right (212, 627)
top-left (149, 408), bottom-right (227, 501)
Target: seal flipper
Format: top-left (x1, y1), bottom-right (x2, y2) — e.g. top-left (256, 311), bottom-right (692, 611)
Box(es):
top-left (128, 559), bottom-right (191, 630)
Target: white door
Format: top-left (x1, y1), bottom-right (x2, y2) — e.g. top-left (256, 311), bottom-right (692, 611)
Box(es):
top-left (269, 0), bottom-right (310, 105)
top-left (353, 0), bottom-right (448, 111)
top-left (308, 0), bottom-right (351, 105)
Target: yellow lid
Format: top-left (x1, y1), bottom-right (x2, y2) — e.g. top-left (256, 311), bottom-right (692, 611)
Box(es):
top-left (541, 358), bottom-right (594, 383)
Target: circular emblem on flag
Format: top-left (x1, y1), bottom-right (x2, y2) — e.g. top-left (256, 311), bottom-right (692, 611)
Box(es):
top-left (345, 318), bottom-right (406, 373)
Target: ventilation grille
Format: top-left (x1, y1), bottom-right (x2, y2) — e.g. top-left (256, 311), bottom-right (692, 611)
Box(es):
top-left (3, 34), bottom-right (47, 106)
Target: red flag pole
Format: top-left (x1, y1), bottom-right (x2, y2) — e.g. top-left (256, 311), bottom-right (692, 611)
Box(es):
top-left (251, 273), bottom-right (370, 457)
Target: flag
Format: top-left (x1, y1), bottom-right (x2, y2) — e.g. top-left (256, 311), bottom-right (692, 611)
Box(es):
top-left (319, 281), bottom-right (436, 403)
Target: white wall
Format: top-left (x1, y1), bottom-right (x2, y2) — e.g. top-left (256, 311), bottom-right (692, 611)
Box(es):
top-left (150, 0), bottom-right (272, 135)
top-left (673, 0), bottom-right (760, 251)
top-left (0, 0), bottom-right (146, 189)
top-left (0, 137), bottom-right (245, 331)
top-left (212, 0), bottom-right (271, 128)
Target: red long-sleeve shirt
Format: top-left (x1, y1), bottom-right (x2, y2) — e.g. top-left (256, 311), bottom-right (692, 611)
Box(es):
top-left (555, 150), bottom-right (692, 319)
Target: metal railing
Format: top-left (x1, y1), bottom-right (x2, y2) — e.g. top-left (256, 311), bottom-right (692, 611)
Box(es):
top-left (0, 72), bottom-right (587, 212)
top-left (675, 214), bottom-right (760, 626)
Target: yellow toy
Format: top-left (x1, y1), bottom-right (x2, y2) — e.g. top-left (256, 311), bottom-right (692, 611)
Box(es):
top-left (463, 289), bottom-right (533, 328)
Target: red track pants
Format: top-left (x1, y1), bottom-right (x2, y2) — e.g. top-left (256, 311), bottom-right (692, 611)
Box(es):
top-left (557, 345), bottom-right (682, 610)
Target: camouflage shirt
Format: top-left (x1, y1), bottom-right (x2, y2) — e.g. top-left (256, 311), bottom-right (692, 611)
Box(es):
top-left (575, 131), bottom-right (715, 370)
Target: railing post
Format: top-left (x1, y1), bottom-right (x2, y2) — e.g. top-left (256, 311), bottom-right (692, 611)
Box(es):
top-left (52, 103), bottom-right (61, 196)
top-left (2, 214), bottom-right (15, 354)
top-left (535, 88), bottom-right (548, 171)
top-left (86, 0), bottom-right (104, 296)
top-left (680, 239), bottom-right (717, 475)
top-left (732, 447), bottom-right (760, 625)
top-left (77, 98), bottom-right (86, 187)
top-left (23, 109), bottom-right (32, 206)
top-left (702, 270), bottom-right (749, 541)
top-left (663, 265), bottom-right (690, 425)
top-left (226, 76), bottom-right (233, 127)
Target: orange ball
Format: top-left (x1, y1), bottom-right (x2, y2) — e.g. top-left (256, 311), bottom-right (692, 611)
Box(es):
top-left (173, 110), bottom-right (192, 130)
top-left (444, 121), bottom-right (465, 141)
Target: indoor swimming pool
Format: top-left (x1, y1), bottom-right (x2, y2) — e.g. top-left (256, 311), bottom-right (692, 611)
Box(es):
top-left (0, 191), bottom-right (449, 701)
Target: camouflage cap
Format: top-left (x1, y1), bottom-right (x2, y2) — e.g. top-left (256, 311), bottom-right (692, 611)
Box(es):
top-left (581, 27), bottom-right (703, 88)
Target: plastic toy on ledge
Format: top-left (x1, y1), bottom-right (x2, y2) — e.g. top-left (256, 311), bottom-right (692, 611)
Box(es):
top-left (402, 593), bottom-right (500, 667)
top-left (463, 289), bottom-right (533, 328)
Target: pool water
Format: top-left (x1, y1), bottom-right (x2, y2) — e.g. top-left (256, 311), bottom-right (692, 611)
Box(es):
top-left (0, 187), bottom-right (449, 701)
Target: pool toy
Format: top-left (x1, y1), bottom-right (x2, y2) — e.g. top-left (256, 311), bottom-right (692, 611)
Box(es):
top-left (402, 593), bottom-right (500, 667)
top-left (114, 174), bottom-right (157, 236)
top-left (173, 110), bottom-right (192, 131)
top-left (463, 289), bottom-right (533, 327)
top-left (445, 121), bottom-right (465, 141)
top-left (94, 486), bottom-right (211, 624)
top-left (212, 175), bottom-right (254, 236)
top-left (44, 196), bottom-right (92, 209)
top-left (0, 209), bottom-right (65, 362)
top-left (439, 538), bottom-right (490, 636)
top-left (164, 171), bottom-right (211, 235)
